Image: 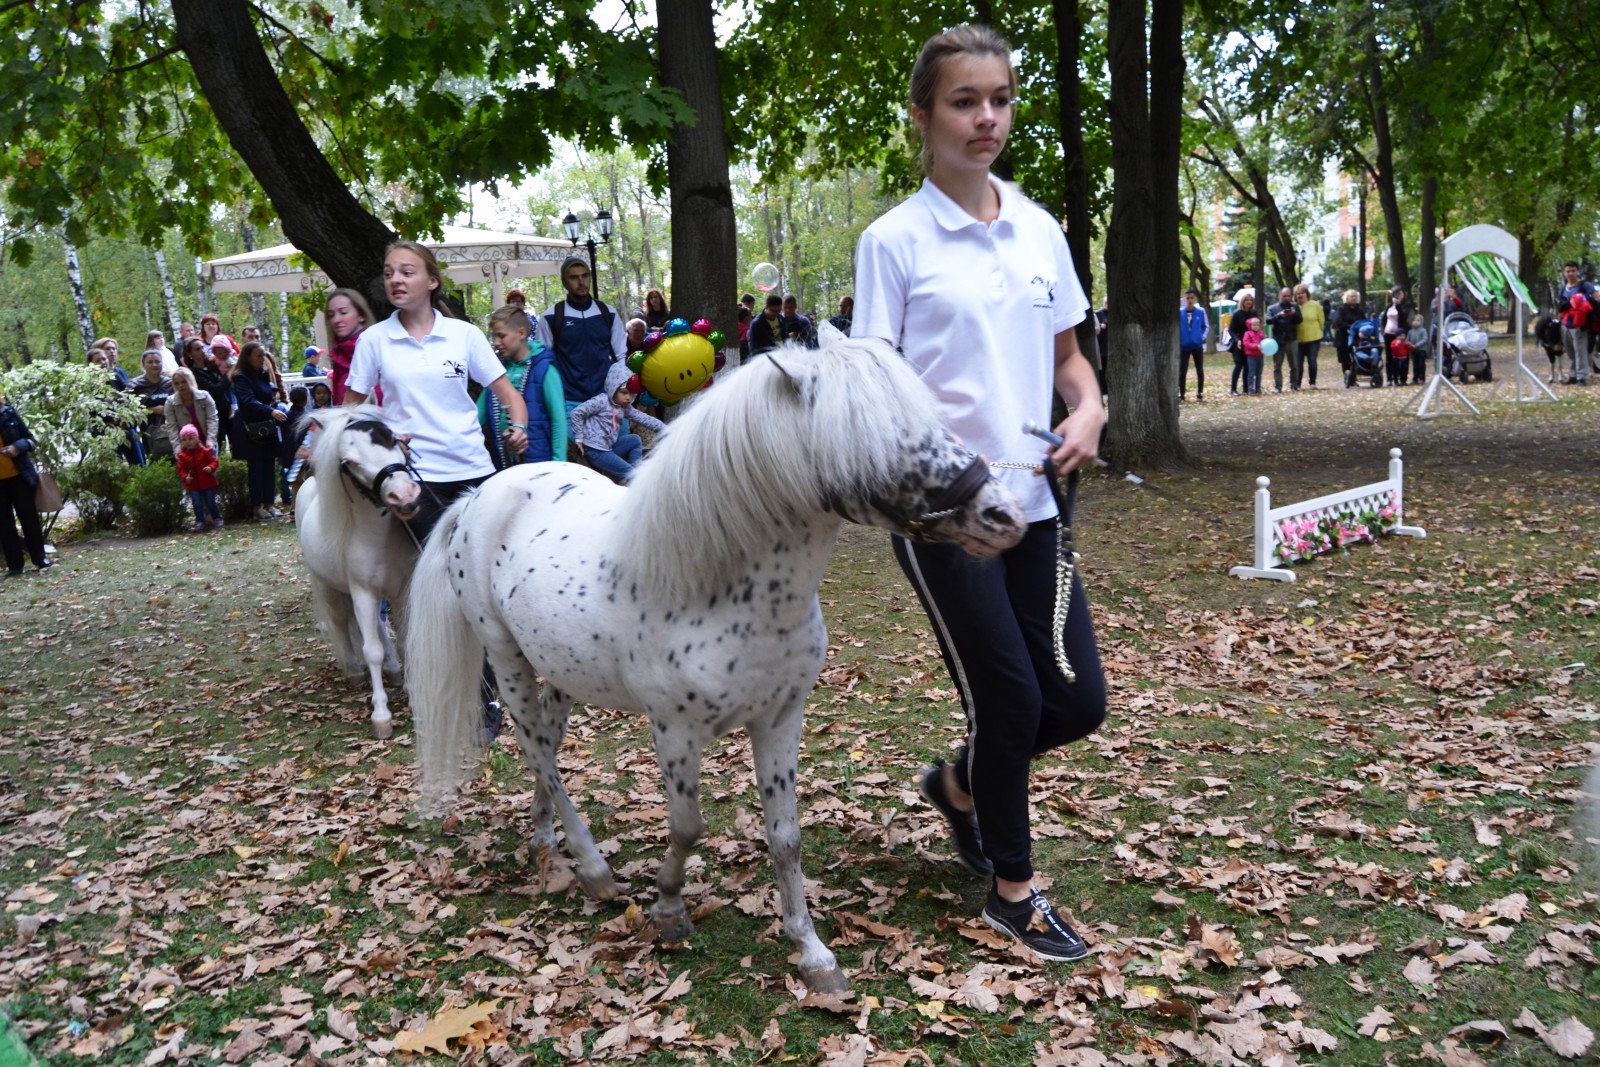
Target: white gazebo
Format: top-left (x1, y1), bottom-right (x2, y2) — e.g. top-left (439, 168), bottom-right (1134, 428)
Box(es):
top-left (203, 225), bottom-right (574, 308)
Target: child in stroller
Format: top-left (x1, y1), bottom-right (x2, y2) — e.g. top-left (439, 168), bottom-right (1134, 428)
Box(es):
top-left (1346, 319), bottom-right (1385, 387)
top-left (1440, 312), bottom-right (1491, 382)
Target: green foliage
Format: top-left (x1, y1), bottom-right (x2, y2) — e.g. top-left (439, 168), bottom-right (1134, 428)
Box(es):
top-left (0, 2), bottom-right (692, 259)
top-left (722, 1), bottom-right (1112, 222)
top-left (0, 361), bottom-right (142, 469)
top-left (122, 459), bottom-right (186, 537)
top-left (56, 450), bottom-right (132, 533)
top-left (214, 457), bottom-right (254, 523)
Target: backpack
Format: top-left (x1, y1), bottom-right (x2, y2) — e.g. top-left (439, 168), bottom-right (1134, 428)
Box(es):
top-left (548, 298), bottom-right (615, 353)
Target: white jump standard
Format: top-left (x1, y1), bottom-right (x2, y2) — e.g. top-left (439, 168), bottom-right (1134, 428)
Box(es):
top-left (1231, 448), bottom-right (1426, 582)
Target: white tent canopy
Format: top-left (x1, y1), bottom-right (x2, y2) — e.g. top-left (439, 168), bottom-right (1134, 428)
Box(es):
top-left (203, 225), bottom-right (574, 305)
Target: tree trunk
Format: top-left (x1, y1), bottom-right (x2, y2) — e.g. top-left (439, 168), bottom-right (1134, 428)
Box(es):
top-left (1053, 0), bottom-right (1097, 361)
top-left (194, 256), bottom-right (209, 317)
top-left (64, 236), bottom-right (94, 358)
top-left (1104, 0), bottom-right (1186, 468)
top-left (7, 321), bottom-right (30, 368)
top-left (658, 0), bottom-right (737, 378)
top-left (153, 249), bottom-right (181, 340)
top-left (170, 0), bottom-right (396, 308)
top-left (279, 294), bottom-right (291, 357)
top-left (1417, 176), bottom-right (1438, 326)
top-left (1356, 177), bottom-right (1368, 307)
top-left (1365, 39), bottom-right (1409, 294)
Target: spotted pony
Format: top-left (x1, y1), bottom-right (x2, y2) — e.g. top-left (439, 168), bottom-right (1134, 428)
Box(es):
top-left (405, 336), bottom-right (1026, 992)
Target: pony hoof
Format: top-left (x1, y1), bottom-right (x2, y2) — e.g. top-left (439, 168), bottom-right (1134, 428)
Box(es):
top-left (651, 910), bottom-right (694, 942)
top-left (576, 868), bottom-right (620, 901)
top-left (372, 720), bottom-right (393, 740)
top-left (800, 963), bottom-right (850, 994)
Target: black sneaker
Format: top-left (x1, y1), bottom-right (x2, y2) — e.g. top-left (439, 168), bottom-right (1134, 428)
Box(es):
top-left (918, 763), bottom-right (993, 877)
top-left (982, 886), bottom-right (1089, 961)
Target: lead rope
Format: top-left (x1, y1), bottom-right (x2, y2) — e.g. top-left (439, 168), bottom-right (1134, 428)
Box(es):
top-left (990, 457), bottom-right (1079, 684)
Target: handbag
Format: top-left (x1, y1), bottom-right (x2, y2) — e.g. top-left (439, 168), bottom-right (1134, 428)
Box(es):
top-left (34, 469), bottom-right (64, 512)
top-left (247, 420), bottom-right (278, 443)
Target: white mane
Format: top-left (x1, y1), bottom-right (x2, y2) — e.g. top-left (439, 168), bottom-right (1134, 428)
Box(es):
top-left (300, 404), bottom-right (396, 549)
top-left (619, 337), bottom-right (942, 598)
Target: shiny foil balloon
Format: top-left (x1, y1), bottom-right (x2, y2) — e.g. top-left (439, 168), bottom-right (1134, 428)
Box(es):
top-left (639, 332), bottom-right (717, 403)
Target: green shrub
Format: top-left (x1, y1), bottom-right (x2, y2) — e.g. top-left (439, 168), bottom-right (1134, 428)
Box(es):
top-left (56, 453), bottom-right (133, 533)
top-left (124, 459), bottom-right (187, 537)
top-left (215, 457), bottom-right (254, 522)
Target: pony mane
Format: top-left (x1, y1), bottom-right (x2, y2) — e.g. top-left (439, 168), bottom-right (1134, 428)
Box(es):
top-left (301, 404), bottom-right (395, 548)
top-left (619, 337), bottom-right (942, 599)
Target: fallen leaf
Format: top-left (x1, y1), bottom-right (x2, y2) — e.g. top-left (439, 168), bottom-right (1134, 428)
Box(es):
top-left (1357, 1005), bottom-right (1395, 1037)
top-left (393, 999), bottom-right (499, 1055)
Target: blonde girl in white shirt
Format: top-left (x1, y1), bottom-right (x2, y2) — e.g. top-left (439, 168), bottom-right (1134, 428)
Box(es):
top-left (345, 241), bottom-right (529, 541)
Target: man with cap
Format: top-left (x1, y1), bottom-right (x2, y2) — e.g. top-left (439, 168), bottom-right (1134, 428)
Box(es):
top-left (301, 346), bottom-right (327, 377)
top-left (537, 257), bottom-right (626, 417)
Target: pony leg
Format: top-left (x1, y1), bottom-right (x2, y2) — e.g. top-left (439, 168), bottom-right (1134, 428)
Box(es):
top-left (347, 585), bottom-right (393, 739)
top-left (501, 670), bottom-right (619, 900)
top-left (649, 728), bottom-right (704, 941)
top-left (748, 705), bottom-right (848, 993)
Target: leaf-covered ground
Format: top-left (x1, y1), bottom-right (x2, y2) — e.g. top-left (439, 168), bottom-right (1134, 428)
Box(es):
top-left (2, 374), bottom-right (1597, 1066)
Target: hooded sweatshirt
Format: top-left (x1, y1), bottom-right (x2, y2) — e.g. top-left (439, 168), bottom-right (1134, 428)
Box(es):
top-left (569, 361), bottom-right (667, 452)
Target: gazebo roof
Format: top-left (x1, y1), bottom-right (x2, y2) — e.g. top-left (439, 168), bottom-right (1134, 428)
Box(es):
top-left (203, 225), bottom-right (573, 293)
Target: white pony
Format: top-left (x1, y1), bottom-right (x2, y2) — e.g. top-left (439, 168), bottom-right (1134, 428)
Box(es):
top-left (405, 337), bottom-right (1026, 993)
top-left (294, 406), bottom-right (422, 739)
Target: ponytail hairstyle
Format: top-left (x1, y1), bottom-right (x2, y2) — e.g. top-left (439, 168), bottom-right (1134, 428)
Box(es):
top-left (386, 240), bottom-right (456, 319)
top-left (908, 25), bottom-right (1015, 176)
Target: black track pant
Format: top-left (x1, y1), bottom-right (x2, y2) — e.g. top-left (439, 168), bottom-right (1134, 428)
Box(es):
top-left (893, 520), bottom-right (1107, 883)
top-left (404, 476), bottom-right (489, 547)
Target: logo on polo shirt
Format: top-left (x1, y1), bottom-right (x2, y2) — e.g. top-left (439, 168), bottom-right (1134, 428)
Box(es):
top-left (1030, 275), bottom-right (1056, 309)
top-left (442, 359), bottom-right (466, 379)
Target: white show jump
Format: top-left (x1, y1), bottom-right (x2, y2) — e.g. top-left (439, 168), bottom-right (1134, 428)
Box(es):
top-left (1231, 448), bottom-right (1426, 582)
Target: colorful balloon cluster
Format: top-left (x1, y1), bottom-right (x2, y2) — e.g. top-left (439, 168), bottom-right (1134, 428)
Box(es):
top-left (625, 317), bottom-right (727, 403)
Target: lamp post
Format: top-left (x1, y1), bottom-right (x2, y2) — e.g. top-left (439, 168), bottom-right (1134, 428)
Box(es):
top-left (561, 208), bottom-right (613, 281)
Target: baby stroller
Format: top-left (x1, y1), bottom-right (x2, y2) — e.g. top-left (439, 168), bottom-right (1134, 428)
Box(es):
top-left (1345, 319), bottom-right (1385, 387)
top-left (1441, 312), bottom-right (1491, 382)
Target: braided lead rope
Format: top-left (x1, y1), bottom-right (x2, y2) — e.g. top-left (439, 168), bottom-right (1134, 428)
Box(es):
top-left (991, 458), bottom-right (1077, 684)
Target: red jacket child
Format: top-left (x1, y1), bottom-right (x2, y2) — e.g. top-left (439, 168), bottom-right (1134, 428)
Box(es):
top-left (175, 425), bottom-right (220, 491)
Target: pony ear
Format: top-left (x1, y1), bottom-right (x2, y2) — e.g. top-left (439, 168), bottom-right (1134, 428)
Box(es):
top-left (816, 320), bottom-right (847, 351)
top-left (765, 354), bottom-right (811, 401)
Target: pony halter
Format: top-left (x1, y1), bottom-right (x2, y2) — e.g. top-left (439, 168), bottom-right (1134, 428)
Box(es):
top-left (340, 456), bottom-right (419, 513)
top-left (874, 452), bottom-right (993, 538)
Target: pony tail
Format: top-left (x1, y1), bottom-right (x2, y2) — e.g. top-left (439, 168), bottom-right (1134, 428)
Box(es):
top-left (404, 498), bottom-right (486, 817)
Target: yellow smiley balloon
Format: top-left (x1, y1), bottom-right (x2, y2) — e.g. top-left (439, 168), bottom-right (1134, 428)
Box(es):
top-left (640, 333), bottom-right (716, 402)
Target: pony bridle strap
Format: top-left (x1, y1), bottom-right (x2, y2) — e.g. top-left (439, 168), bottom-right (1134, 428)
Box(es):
top-left (877, 452), bottom-right (992, 537)
top-left (342, 458), bottom-right (415, 511)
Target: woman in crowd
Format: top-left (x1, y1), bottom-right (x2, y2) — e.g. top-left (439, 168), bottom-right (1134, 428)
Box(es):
top-left (1293, 283), bottom-right (1324, 389)
top-left (344, 241), bottom-right (529, 541)
top-left (89, 338), bottom-right (132, 388)
top-left (231, 342), bottom-right (288, 520)
top-left (852, 24), bottom-right (1107, 962)
top-left (130, 350), bottom-right (175, 459)
top-left (198, 313), bottom-right (237, 361)
top-left (323, 288), bottom-right (376, 405)
top-left (181, 337), bottom-right (234, 455)
top-left (1227, 292), bottom-right (1256, 396)
top-left (1381, 287), bottom-right (1416, 385)
top-left (163, 367), bottom-right (220, 454)
top-left (1329, 289), bottom-right (1366, 385)
top-left (641, 288), bottom-right (672, 332)
top-left (0, 386), bottom-right (51, 577)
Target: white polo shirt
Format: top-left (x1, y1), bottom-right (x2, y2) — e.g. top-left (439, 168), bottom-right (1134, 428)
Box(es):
top-left (853, 177), bottom-right (1089, 523)
top-left (347, 310), bottom-right (506, 482)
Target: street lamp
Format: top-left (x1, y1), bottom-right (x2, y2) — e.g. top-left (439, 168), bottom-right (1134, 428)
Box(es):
top-left (561, 208), bottom-right (613, 280)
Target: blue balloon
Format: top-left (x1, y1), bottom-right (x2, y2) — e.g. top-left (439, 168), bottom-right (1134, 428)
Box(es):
top-left (1260, 338), bottom-right (1279, 357)
top-left (665, 317), bottom-right (690, 336)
